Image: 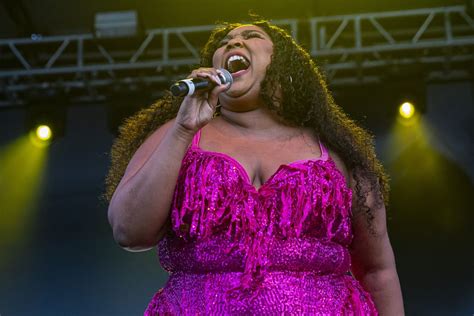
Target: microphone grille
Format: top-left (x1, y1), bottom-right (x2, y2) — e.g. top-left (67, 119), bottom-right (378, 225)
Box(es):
top-left (217, 69), bottom-right (233, 86)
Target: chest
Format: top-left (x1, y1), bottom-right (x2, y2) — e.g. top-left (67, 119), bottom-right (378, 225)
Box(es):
top-left (200, 130), bottom-right (323, 189)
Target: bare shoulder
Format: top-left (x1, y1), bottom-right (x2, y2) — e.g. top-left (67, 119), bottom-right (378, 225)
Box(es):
top-left (129, 117), bottom-right (176, 164)
top-left (326, 147), bottom-right (350, 186)
top-left (145, 117), bottom-right (177, 144)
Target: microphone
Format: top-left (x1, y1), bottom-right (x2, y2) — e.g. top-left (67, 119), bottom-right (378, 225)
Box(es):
top-left (169, 68), bottom-right (233, 97)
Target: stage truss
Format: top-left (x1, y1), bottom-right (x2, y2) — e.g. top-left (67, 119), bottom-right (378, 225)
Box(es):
top-left (0, 6), bottom-right (473, 107)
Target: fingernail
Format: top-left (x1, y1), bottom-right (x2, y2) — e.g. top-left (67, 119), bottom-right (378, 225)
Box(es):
top-left (214, 75), bottom-right (222, 85)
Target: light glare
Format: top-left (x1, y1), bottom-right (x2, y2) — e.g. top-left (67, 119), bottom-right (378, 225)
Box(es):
top-left (399, 102), bottom-right (415, 119)
top-left (36, 125), bottom-right (52, 141)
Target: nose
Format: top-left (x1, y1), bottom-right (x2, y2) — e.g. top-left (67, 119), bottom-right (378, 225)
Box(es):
top-left (226, 37), bottom-right (244, 50)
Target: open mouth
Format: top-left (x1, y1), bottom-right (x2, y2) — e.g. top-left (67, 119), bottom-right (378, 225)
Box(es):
top-left (225, 55), bottom-right (250, 74)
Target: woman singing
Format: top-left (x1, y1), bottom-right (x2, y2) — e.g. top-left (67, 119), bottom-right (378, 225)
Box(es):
top-left (105, 19), bottom-right (404, 315)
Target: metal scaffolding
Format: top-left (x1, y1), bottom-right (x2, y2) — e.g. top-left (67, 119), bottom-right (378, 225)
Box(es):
top-left (0, 6), bottom-right (472, 107)
top-left (310, 5), bottom-right (474, 84)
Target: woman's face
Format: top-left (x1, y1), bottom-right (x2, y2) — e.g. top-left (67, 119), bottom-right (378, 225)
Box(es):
top-left (212, 25), bottom-right (273, 103)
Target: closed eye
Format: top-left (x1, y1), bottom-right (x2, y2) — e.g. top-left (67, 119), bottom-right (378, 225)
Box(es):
top-left (218, 32), bottom-right (264, 46)
top-left (244, 32), bottom-right (263, 39)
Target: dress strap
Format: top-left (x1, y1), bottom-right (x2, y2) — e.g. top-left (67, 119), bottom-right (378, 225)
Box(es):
top-left (191, 128), bottom-right (202, 148)
top-left (318, 139), bottom-right (329, 160)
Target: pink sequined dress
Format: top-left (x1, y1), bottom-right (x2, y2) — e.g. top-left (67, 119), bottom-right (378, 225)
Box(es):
top-left (145, 129), bottom-right (378, 315)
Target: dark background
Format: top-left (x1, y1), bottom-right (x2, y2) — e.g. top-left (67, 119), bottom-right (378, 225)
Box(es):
top-left (0, 1), bottom-right (473, 315)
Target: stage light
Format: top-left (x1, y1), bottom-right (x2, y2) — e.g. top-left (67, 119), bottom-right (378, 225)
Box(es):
top-left (95, 11), bottom-right (138, 38)
top-left (399, 102), bottom-right (415, 119)
top-left (35, 125), bottom-right (52, 141)
top-left (25, 102), bottom-right (66, 146)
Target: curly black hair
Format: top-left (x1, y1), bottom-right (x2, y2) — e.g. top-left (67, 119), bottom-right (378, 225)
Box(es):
top-left (103, 18), bottom-right (389, 232)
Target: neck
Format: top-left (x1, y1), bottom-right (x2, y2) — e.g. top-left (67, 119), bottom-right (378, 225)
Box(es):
top-left (218, 106), bottom-right (289, 137)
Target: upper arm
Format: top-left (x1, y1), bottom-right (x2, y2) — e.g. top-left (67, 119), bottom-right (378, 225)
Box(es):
top-left (326, 149), bottom-right (396, 274)
top-left (114, 118), bottom-right (176, 194)
top-left (108, 119), bottom-right (175, 251)
top-left (348, 174), bottom-right (397, 276)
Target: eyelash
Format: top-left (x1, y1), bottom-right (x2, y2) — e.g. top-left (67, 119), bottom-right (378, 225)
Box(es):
top-left (219, 33), bottom-right (262, 46)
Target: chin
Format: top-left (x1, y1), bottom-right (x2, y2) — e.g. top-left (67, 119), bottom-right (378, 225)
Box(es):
top-left (224, 90), bottom-right (245, 98)
top-left (224, 80), bottom-right (261, 99)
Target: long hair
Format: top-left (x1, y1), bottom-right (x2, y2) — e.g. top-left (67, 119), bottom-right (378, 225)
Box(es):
top-left (103, 19), bottom-right (389, 231)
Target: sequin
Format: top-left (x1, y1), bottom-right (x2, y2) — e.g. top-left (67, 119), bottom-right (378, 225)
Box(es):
top-left (144, 129), bottom-right (378, 315)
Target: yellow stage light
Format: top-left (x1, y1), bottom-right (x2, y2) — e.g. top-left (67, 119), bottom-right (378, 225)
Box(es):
top-left (36, 125), bottom-right (52, 141)
top-left (399, 102), bottom-right (415, 119)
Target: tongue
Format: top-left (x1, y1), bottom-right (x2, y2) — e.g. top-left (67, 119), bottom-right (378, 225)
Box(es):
top-left (228, 59), bottom-right (249, 74)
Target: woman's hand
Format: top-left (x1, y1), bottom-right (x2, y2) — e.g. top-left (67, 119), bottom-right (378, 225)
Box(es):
top-left (175, 68), bottom-right (230, 133)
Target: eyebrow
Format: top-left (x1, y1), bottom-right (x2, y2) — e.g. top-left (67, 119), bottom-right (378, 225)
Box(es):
top-left (220, 30), bottom-right (266, 42)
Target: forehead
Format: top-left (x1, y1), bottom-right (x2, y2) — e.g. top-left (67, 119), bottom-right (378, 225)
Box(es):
top-left (224, 25), bottom-right (269, 37)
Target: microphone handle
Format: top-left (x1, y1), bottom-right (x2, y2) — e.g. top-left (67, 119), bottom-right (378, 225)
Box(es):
top-left (170, 78), bottom-right (215, 97)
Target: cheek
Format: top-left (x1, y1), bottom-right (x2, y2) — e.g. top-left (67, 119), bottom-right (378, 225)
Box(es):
top-left (264, 51), bottom-right (273, 67)
top-left (265, 45), bottom-right (274, 64)
top-left (212, 50), bottom-right (222, 68)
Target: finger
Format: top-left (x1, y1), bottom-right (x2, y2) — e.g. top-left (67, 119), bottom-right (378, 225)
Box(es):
top-left (208, 82), bottom-right (230, 106)
top-left (213, 75), bottom-right (222, 85)
top-left (196, 72), bottom-right (221, 86)
top-left (187, 68), bottom-right (217, 79)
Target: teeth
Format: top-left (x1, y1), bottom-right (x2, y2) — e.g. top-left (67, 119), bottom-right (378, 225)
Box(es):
top-left (229, 55), bottom-right (245, 62)
top-left (226, 55), bottom-right (249, 68)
